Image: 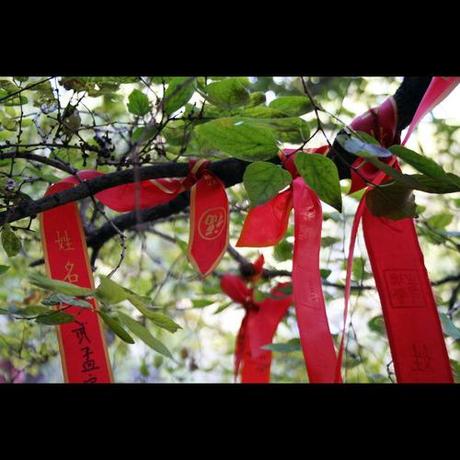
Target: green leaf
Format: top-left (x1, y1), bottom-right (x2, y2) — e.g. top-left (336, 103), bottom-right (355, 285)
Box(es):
top-left (132, 126), bottom-right (158, 143)
top-left (192, 298), bottom-right (215, 308)
top-left (206, 78), bottom-right (250, 109)
top-left (213, 301), bottom-right (232, 315)
top-left (274, 239), bottom-right (293, 262)
top-left (269, 96), bottom-right (312, 116)
top-left (163, 77), bottom-right (196, 115)
top-left (321, 236), bottom-right (340, 248)
top-left (238, 106), bottom-right (288, 119)
top-left (389, 145), bottom-right (455, 182)
top-left (9, 305), bottom-right (50, 317)
top-left (294, 153), bottom-right (342, 212)
top-left (195, 118), bottom-right (279, 161)
top-left (262, 338), bottom-right (301, 353)
top-left (41, 293), bottom-right (92, 308)
top-left (25, 305), bottom-right (55, 315)
top-left (427, 213), bottom-right (453, 229)
top-left (366, 181), bottom-right (416, 220)
top-left (118, 312), bottom-right (173, 359)
top-left (95, 275), bottom-right (129, 304)
top-left (342, 138), bottom-right (460, 195)
top-left (35, 311), bottom-right (75, 325)
top-left (0, 265), bottom-right (10, 275)
top-left (248, 91), bottom-right (266, 106)
top-left (367, 315), bottom-right (386, 335)
top-left (254, 117), bottom-right (310, 143)
top-left (408, 174), bottom-right (460, 194)
top-left (352, 257), bottom-right (370, 281)
top-left (243, 161), bottom-right (292, 206)
top-left (28, 272), bottom-right (94, 297)
top-left (440, 313), bottom-right (460, 340)
top-left (337, 133), bottom-right (392, 158)
top-left (320, 269), bottom-right (332, 279)
top-left (146, 312), bottom-right (181, 333)
top-left (1, 224), bottom-right (21, 257)
top-left (127, 89), bottom-right (150, 116)
top-left (98, 311), bottom-right (135, 344)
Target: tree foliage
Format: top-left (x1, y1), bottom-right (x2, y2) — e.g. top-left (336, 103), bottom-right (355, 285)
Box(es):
top-left (0, 76), bottom-right (459, 383)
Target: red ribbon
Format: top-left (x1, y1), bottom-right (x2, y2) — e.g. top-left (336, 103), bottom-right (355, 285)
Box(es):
top-left (220, 255), bottom-right (293, 382)
top-left (237, 148), bottom-right (341, 383)
top-left (40, 159), bottom-right (228, 381)
top-left (40, 180), bottom-right (113, 383)
top-left (339, 91), bottom-right (454, 382)
top-left (54, 159), bottom-right (229, 277)
top-left (402, 77), bottom-right (460, 145)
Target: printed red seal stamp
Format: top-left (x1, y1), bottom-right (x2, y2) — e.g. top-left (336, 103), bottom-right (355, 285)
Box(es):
top-left (198, 207), bottom-right (226, 240)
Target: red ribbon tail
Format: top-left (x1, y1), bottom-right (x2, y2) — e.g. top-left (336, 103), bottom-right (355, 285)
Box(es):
top-left (236, 189), bottom-right (293, 247)
top-left (403, 77), bottom-right (460, 145)
top-left (362, 205), bottom-right (453, 382)
top-left (292, 178), bottom-right (340, 383)
top-left (240, 283), bottom-right (292, 383)
top-left (40, 181), bottom-right (113, 383)
top-left (335, 195), bottom-right (367, 382)
top-left (234, 313), bottom-right (249, 381)
top-left (188, 173), bottom-right (229, 277)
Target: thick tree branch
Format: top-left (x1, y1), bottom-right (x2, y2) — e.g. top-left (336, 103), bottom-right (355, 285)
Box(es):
top-left (4, 77), bottom-right (430, 247)
top-left (0, 158), bottom-right (249, 226)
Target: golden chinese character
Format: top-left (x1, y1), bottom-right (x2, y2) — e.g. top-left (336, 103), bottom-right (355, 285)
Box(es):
top-left (204, 213), bottom-right (224, 237)
top-left (63, 261), bottom-right (79, 283)
top-left (55, 231), bottom-right (74, 251)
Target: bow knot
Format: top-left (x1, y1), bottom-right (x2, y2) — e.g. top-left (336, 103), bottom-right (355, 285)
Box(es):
top-left (181, 159), bottom-right (212, 190)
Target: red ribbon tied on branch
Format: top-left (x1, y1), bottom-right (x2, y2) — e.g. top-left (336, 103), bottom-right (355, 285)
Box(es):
top-left (236, 147), bottom-right (341, 383)
top-left (40, 159), bottom-right (228, 382)
top-left (220, 255), bottom-right (293, 383)
top-left (339, 80), bottom-right (457, 383)
top-left (50, 159), bottom-right (229, 277)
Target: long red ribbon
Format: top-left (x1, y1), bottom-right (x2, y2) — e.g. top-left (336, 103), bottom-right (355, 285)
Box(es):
top-left (362, 206), bottom-right (453, 382)
top-left (339, 86), bottom-right (454, 382)
top-left (220, 257), bottom-right (293, 382)
top-left (40, 181), bottom-right (113, 383)
top-left (237, 148), bottom-right (340, 383)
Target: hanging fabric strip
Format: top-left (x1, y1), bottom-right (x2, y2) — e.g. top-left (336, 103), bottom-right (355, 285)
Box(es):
top-left (402, 77), bottom-right (460, 145)
top-left (220, 270), bottom-right (292, 383)
top-left (187, 160), bottom-right (229, 277)
top-left (292, 177), bottom-right (341, 382)
top-left (236, 148), bottom-right (340, 383)
top-left (337, 86), bottom-right (454, 382)
top-left (362, 206), bottom-right (453, 382)
top-left (40, 181), bottom-right (112, 383)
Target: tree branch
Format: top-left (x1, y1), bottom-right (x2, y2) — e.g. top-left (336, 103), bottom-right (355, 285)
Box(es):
top-left (0, 158), bottom-right (249, 226)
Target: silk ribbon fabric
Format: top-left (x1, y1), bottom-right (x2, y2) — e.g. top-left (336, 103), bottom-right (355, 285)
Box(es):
top-left (340, 83), bottom-right (454, 382)
top-left (40, 180), bottom-right (113, 383)
top-left (220, 256), bottom-right (293, 382)
top-left (237, 148), bottom-right (341, 383)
